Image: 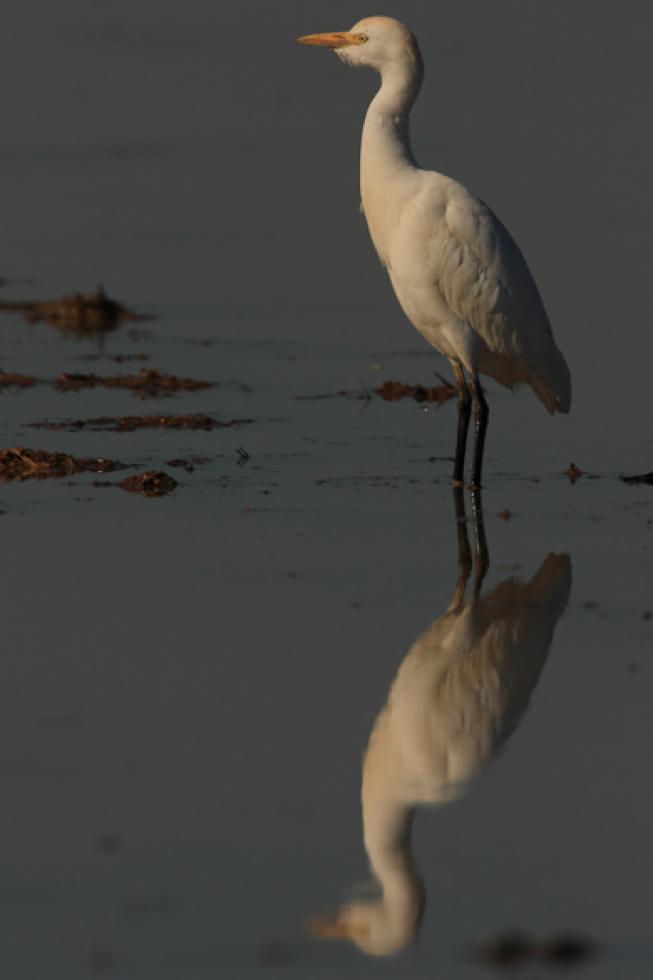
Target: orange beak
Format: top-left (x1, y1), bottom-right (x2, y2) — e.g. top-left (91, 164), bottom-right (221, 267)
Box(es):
top-left (296, 31), bottom-right (364, 49)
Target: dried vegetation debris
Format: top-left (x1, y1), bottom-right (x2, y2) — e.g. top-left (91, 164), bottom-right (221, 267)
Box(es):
top-left (1, 367), bottom-right (213, 398)
top-left (564, 462), bottom-right (583, 483)
top-left (0, 446), bottom-right (124, 481)
top-left (297, 377), bottom-right (456, 404)
top-left (622, 471), bottom-right (653, 485)
top-left (0, 286), bottom-right (151, 334)
top-left (0, 368), bottom-right (38, 390)
top-left (55, 368), bottom-right (212, 398)
top-left (374, 378), bottom-right (456, 403)
top-left (30, 413), bottom-right (250, 433)
top-left (118, 470), bottom-right (178, 497)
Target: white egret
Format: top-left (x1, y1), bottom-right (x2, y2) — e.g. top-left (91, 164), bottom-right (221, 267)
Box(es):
top-left (309, 501), bottom-right (572, 956)
top-left (297, 17), bottom-right (571, 487)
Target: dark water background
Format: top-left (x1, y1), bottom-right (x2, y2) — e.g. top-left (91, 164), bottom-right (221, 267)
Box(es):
top-left (0, 2), bottom-right (651, 977)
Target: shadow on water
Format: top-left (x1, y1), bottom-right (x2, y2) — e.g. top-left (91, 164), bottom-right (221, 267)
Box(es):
top-left (308, 489), bottom-right (572, 957)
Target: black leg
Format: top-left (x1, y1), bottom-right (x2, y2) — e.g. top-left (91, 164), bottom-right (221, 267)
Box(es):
top-left (451, 362), bottom-right (471, 486)
top-left (469, 372), bottom-right (489, 490)
top-left (470, 486), bottom-right (489, 597)
top-left (450, 487), bottom-right (472, 609)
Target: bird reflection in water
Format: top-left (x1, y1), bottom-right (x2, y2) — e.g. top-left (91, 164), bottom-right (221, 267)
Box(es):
top-left (308, 490), bottom-right (571, 956)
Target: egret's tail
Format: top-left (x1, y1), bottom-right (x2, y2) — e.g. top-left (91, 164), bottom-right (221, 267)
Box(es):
top-left (529, 346), bottom-right (571, 415)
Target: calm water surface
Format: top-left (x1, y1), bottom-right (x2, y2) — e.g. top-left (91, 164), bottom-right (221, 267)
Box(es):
top-left (0, 2), bottom-right (651, 978)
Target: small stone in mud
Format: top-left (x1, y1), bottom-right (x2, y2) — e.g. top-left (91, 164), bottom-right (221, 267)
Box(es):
top-left (166, 456), bottom-right (210, 473)
top-left (622, 471), bottom-right (653, 485)
top-left (80, 352), bottom-right (149, 364)
top-left (539, 934), bottom-right (595, 964)
top-left (475, 932), bottom-right (595, 969)
top-left (118, 470), bottom-right (178, 497)
top-left (375, 378), bottom-right (456, 403)
top-left (296, 387), bottom-right (371, 402)
top-left (497, 509), bottom-right (512, 521)
top-left (475, 933), bottom-right (531, 967)
top-left (0, 369), bottom-right (39, 390)
top-left (564, 462), bottom-right (583, 483)
top-left (0, 447), bottom-right (123, 481)
top-left (626, 661), bottom-right (640, 674)
top-left (56, 368), bottom-right (212, 398)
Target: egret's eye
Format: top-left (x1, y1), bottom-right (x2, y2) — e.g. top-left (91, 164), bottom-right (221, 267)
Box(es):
top-left (356, 33), bottom-right (368, 43)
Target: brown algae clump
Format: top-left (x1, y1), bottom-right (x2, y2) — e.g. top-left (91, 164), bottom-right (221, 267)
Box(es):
top-left (0, 369), bottom-right (39, 390)
top-left (0, 285), bottom-right (151, 335)
top-left (0, 447), bottom-right (123, 481)
top-left (56, 368), bottom-right (212, 398)
top-left (30, 413), bottom-right (249, 432)
top-left (118, 470), bottom-right (178, 497)
top-left (375, 379), bottom-right (456, 403)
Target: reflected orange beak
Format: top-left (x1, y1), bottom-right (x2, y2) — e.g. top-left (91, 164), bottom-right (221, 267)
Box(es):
top-left (305, 913), bottom-right (368, 943)
top-left (296, 31), bottom-right (364, 49)
top-left (306, 914), bottom-right (351, 939)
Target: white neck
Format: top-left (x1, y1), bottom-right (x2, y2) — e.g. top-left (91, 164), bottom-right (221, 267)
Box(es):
top-left (363, 790), bottom-right (424, 922)
top-left (362, 50), bottom-right (422, 169)
top-left (356, 798), bottom-right (424, 952)
top-left (363, 55), bottom-right (422, 159)
top-left (360, 51), bottom-right (423, 263)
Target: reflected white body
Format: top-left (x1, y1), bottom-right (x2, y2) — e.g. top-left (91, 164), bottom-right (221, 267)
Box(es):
top-left (314, 17), bottom-right (572, 413)
top-left (314, 553), bottom-right (571, 956)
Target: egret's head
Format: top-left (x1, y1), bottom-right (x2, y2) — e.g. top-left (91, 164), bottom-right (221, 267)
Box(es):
top-left (297, 16), bottom-right (420, 76)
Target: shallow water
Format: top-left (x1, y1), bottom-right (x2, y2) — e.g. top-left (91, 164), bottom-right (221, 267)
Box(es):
top-left (1, 2), bottom-right (652, 978)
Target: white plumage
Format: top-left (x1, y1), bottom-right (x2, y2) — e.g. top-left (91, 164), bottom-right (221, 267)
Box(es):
top-left (298, 16), bottom-right (571, 486)
top-left (309, 550), bottom-right (572, 956)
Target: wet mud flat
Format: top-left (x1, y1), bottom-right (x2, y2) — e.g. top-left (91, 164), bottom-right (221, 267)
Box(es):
top-left (1, 319), bottom-right (652, 971)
